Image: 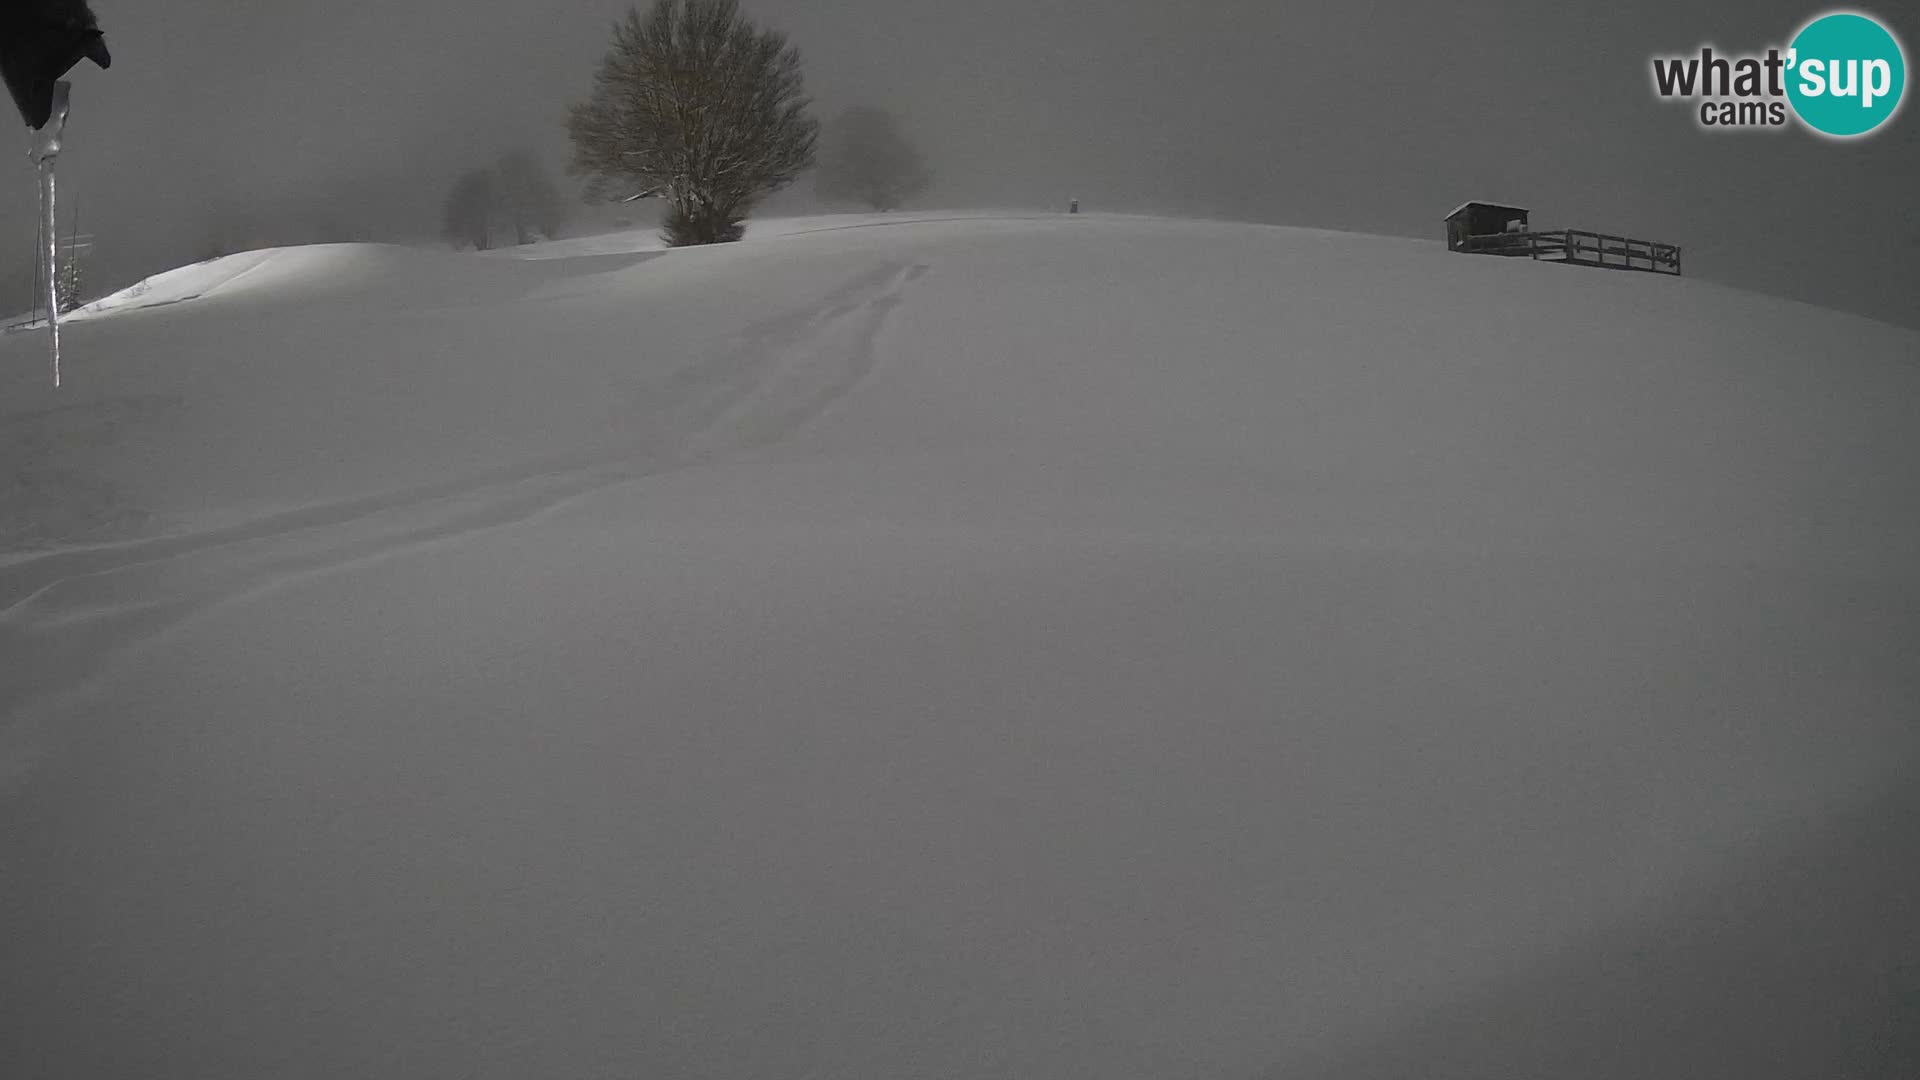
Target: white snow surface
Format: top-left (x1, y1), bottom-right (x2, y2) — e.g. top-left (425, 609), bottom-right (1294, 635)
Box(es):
top-left (3, 213), bottom-right (1919, 1079)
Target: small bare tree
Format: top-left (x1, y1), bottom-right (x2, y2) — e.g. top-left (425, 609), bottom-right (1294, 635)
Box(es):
top-left (442, 169), bottom-right (496, 250)
top-left (495, 150), bottom-right (567, 245)
top-left (567, 0), bottom-right (817, 246)
top-left (816, 106), bottom-right (931, 212)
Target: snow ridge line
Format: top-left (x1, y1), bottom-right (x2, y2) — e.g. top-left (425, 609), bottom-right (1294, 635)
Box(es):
top-left (69, 249), bottom-right (282, 320)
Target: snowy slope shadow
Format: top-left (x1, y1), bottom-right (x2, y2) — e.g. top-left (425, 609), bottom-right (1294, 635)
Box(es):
top-left (0, 260), bottom-right (929, 751)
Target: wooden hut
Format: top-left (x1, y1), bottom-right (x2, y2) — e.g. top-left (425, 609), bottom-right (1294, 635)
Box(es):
top-left (1444, 202), bottom-right (1530, 252)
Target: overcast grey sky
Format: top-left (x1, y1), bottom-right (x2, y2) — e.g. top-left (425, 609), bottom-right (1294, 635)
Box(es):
top-left (9, 0), bottom-right (1917, 327)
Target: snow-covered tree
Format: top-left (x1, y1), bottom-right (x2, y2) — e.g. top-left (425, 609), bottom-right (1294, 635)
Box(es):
top-left (567, 0), bottom-right (817, 246)
top-left (816, 106), bottom-right (931, 212)
top-left (56, 249), bottom-right (83, 313)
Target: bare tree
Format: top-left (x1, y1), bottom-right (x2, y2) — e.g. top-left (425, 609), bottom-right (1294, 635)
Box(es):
top-left (495, 150), bottom-right (567, 245)
top-left (816, 106), bottom-right (931, 212)
top-left (442, 169), bottom-right (496, 250)
top-left (567, 0), bottom-right (817, 246)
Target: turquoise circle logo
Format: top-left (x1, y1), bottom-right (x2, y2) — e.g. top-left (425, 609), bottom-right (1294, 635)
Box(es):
top-left (1787, 12), bottom-right (1907, 137)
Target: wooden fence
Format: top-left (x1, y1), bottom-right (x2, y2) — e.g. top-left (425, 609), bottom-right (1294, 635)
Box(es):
top-left (1456, 230), bottom-right (1682, 276)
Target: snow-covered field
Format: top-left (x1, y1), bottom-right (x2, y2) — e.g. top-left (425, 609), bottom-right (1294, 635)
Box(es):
top-left (3, 213), bottom-right (1917, 1079)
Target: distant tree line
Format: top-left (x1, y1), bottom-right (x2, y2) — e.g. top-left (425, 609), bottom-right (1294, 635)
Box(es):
top-left (442, 150), bottom-right (569, 251)
top-left (183, 0), bottom-right (939, 266)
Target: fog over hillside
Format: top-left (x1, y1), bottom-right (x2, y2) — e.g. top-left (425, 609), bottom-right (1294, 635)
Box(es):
top-left (3, 1), bottom-right (1915, 327)
top-left (4, 212), bottom-right (1916, 1078)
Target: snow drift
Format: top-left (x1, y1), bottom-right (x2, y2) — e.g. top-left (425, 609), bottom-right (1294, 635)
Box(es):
top-left (2, 213), bottom-right (1917, 1080)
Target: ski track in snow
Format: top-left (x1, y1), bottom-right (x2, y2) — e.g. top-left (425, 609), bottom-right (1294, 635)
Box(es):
top-left (0, 256), bottom-right (929, 768)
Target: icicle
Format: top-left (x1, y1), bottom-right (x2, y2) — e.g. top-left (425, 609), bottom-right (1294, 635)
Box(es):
top-left (30, 183), bottom-right (44, 329)
top-left (40, 158), bottom-right (60, 387)
top-left (29, 81), bottom-right (72, 388)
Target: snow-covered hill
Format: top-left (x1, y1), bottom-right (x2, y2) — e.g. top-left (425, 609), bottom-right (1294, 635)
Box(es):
top-left (3, 213), bottom-right (1917, 1079)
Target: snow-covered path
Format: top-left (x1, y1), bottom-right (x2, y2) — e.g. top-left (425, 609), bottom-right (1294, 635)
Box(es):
top-left (3, 215), bottom-right (1918, 1079)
